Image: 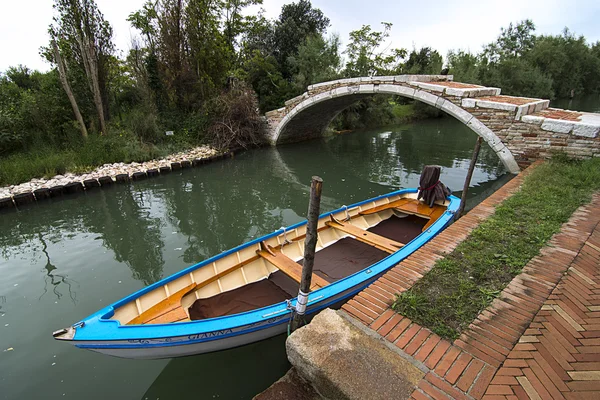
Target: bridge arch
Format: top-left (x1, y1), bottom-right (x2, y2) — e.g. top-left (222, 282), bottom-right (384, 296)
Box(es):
top-left (266, 77), bottom-right (521, 174)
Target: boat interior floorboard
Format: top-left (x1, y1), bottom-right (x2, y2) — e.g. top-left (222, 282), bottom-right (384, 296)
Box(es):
top-left (188, 213), bottom-right (428, 321)
top-left (369, 214), bottom-right (426, 244)
top-left (189, 271), bottom-right (295, 320)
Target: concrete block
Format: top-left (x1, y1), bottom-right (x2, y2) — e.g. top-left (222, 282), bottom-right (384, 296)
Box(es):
top-left (287, 309), bottom-right (424, 400)
top-left (413, 89), bottom-right (438, 107)
top-left (541, 119), bottom-right (574, 134)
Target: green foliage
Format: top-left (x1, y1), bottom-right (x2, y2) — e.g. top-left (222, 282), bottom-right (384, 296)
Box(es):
top-left (446, 51), bottom-right (480, 84)
top-left (288, 34), bottom-right (341, 91)
top-left (403, 47), bottom-right (443, 74)
top-left (344, 23), bottom-right (406, 77)
top-left (273, 0), bottom-right (330, 78)
top-left (448, 20), bottom-right (600, 99)
top-left (392, 156), bottom-right (600, 339)
top-left (483, 19), bottom-right (536, 61)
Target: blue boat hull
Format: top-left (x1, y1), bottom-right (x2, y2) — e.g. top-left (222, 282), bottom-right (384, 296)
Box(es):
top-left (55, 189), bottom-right (459, 359)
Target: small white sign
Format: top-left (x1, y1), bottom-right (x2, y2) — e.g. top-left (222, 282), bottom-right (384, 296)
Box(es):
top-left (165, 131), bottom-right (174, 136)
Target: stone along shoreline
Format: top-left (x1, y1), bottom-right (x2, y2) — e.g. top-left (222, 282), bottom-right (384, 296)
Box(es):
top-left (0, 145), bottom-right (232, 210)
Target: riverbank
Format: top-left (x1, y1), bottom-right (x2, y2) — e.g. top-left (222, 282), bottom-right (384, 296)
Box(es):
top-left (278, 162), bottom-right (600, 399)
top-left (392, 156), bottom-right (600, 339)
top-left (0, 144), bottom-right (223, 209)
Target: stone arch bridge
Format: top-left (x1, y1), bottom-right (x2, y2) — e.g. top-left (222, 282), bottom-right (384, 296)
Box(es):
top-left (265, 75), bottom-right (600, 174)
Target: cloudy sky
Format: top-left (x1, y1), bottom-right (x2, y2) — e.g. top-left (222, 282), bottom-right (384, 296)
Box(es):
top-left (1, 0), bottom-right (599, 72)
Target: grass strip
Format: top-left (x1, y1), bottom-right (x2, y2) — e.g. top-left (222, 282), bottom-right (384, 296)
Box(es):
top-left (392, 156), bottom-right (600, 339)
top-left (0, 134), bottom-right (199, 186)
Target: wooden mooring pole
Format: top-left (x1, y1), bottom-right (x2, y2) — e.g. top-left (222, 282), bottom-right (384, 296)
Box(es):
top-left (457, 136), bottom-right (483, 218)
top-left (291, 176), bottom-right (323, 332)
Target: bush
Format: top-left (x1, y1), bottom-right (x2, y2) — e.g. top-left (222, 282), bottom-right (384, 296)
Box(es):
top-left (204, 82), bottom-right (266, 150)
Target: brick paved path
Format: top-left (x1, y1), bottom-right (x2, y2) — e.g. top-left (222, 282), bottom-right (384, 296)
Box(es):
top-left (485, 225), bottom-right (600, 399)
top-left (342, 164), bottom-right (600, 399)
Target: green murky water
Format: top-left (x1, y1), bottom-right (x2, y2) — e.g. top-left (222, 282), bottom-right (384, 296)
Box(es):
top-left (0, 118), bottom-right (511, 399)
top-left (551, 94), bottom-right (600, 113)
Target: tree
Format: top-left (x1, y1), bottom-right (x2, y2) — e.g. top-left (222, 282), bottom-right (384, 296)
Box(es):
top-left (483, 19), bottom-right (536, 62)
top-left (223, 0), bottom-right (263, 57)
top-left (51, 40), bottom-right (88, 138)
top-left (185, 0), bottom-right (229, 104)
top-left (447, 50), bottom-right (480, 84)
top-left (344, 23), bottom-right (406, 77)
top-left (403, 47), bottom-right (443, 75)
top-left (48, 0), bottom-right (115, 135)
top-left (273, 0), bottom-right (330, 77)
top-left (288, 33), bottom-right (341, 90)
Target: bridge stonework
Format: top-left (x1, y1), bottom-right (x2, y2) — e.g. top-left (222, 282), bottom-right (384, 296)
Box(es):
top-left (265, 75), bottom-right (600, 173)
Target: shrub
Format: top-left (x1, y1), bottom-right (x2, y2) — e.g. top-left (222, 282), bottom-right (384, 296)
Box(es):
top-left (205, 82), bottom-right (267, 150)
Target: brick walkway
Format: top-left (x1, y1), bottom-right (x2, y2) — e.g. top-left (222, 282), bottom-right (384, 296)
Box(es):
top-left (342, 163), bottom-right (600, 399)
top-left (485, 225), bottom-right (600, 399)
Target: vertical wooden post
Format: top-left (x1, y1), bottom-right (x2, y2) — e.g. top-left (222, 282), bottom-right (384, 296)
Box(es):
top-left (291, 176), bottom-right (323, 332)
top-left (458, 136), bottom-right (482, 218)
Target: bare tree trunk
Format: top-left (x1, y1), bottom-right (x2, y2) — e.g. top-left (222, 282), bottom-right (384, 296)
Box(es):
top-left (52, 40), bottom-right (88, 139)
top-left (78, 35), bottom-right (107, 135)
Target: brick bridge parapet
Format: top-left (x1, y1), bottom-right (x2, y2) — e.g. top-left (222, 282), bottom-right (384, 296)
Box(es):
top-left (265, 75), bottom-right (600, 173)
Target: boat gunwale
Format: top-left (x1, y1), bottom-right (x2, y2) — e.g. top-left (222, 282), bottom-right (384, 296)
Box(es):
top-left (70, 189), bottom-right (459, 342)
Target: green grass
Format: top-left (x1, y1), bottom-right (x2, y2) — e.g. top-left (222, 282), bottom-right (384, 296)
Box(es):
top-left (391, 103), bottom-right (416, 121)
top-left (0, 133), bottom-right (200, 186)
top-left (392, 156), bottom-right (600, 339)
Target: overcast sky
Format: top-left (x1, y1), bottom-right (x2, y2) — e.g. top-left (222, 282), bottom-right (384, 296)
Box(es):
top-left (1, 0), bottom-right (599, 72)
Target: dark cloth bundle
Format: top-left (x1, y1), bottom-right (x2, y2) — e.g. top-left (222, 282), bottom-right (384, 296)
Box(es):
top-left (417, 165), bottom-right (451, 207)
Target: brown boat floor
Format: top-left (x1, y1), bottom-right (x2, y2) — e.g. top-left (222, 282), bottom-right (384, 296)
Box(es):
top-left (189, 215), bottom-right (426, 321)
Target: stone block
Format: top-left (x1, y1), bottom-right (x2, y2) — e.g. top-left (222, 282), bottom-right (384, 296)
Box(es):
top-left (572, 123), bottom-right (599, 138)
top-left (358, 84), bottom-right (375, 93)
top-left (379, 84), bottom-right (415, 98)
top-left (461, 98), bottom-right (477, 108)
top-left (476, 99), bottom-right (517, 112)
top-left (331, 86), bottom-right (352, 97)
top-left (521, 115), bottom-right (544, 125)
top-left (442, 100), bottom-right (474, 124)
top-left (413, 89), bottom-right (438, 107)
top-left (286, 309), bottom-right (424, 400)
top-left (541, 119), bottom-right (574, 134)
top-left (410, 81), bottom-right (445, 93)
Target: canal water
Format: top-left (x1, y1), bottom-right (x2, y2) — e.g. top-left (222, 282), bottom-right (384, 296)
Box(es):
top-left (0, 118), bottom-right (511, 400)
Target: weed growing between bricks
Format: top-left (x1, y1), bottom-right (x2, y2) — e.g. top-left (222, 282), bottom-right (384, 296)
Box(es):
top-left (392, 155), bottom-right (600, 339)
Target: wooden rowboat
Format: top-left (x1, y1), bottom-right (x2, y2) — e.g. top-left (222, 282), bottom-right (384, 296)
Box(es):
top-left (53, 189), bottom-right (459, 359)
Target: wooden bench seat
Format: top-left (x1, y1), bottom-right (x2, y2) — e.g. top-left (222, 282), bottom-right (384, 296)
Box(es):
top-left (257, 244), bottom-right (328, 290)
top-left (325, 217), bottom-right (404, 253)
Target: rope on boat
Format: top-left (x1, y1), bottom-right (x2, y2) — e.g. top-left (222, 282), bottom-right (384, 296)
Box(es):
top-left (279, 226), bottom-right (291, 247)
top-left (342, 205), bottom-right (350, 221)
top-left (286, 299), bottom-right (294, 336)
